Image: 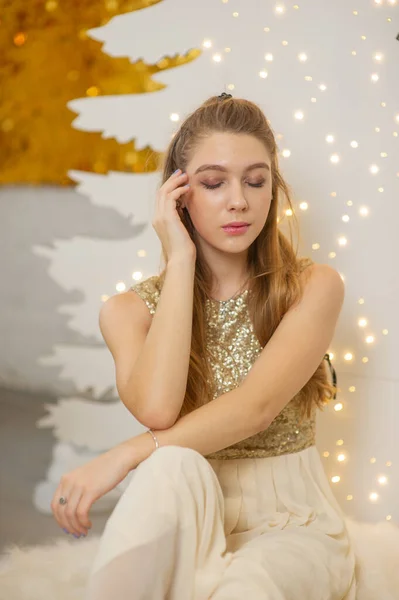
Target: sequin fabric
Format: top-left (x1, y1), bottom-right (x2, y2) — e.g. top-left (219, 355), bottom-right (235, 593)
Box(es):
top-left (130, 275), bottom-right (316, 460)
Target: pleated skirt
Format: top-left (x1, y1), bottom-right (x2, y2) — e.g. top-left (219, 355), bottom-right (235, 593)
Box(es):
top-left (85, 444), bottom-right (356, 600)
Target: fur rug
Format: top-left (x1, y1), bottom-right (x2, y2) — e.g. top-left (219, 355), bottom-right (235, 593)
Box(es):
top-left (0, 518), bottom-right (398, 600)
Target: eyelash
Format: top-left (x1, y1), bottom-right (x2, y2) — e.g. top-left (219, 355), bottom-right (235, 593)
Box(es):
top-left (201, 181), bottom-right (265, 190)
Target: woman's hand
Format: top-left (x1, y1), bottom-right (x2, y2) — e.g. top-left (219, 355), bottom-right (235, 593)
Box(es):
top-left (153, 168), bottom-right (196, 262)
top-left (51, 445), bottom-right (134, 538)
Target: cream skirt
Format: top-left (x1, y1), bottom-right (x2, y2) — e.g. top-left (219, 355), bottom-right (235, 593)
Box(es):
top-left (85, 445), bottom-right (357, 600)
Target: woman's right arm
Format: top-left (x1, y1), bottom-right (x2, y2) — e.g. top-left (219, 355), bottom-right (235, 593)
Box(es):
top-left (99, 255), bottom-right (196, 430)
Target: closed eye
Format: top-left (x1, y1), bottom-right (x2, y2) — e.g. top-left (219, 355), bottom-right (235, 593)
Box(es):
top-left (201, 181), bottom-right (265, 190)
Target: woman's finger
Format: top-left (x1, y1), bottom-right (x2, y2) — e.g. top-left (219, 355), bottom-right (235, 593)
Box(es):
top-left (51, 481), bottom-right (72, 531)
top-left (52, 481), bottom-right (84, 536)
top-left (157, 181), bottom-right (190, 221)
top-left (167, 183), bottom-right (190, 203)
top-left (51, 479), bottom-right (74, 533)
top-left (155, 171), bottom-right (187, 221)
top-left (160, 171), bottom-right (188, 198)
top-left (64, 487), bottom-right (87, 536)
top-left (76, 492), bottom-right (94, 531)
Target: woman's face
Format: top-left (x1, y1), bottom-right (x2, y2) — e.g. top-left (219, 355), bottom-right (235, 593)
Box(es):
top-left (183, 132), bottom-right (273, 257)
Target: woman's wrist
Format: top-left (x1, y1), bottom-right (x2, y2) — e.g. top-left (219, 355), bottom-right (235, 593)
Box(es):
top-left (120, 430), bottom-right (158, 472)
top-left (167, 253), bottom-right (196, 270)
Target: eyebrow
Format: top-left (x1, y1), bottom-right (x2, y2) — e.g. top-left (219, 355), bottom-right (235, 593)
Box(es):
top-left (194, 162), bottom-right (270, 175)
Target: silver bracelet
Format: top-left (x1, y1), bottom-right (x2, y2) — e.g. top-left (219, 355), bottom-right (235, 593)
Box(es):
top-left (147, 428), bottom-right (160, 449)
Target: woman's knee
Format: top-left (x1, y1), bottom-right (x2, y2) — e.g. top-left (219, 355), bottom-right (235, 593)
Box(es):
top-left (129, 446), bottom-right (212, 496)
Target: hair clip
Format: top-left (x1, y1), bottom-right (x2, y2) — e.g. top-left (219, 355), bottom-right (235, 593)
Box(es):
top-left (218, 92), bottom-right (232, 100)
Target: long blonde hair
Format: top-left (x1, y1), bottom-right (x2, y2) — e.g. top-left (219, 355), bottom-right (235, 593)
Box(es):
top-left (157, 95), bottom-right (337, 423)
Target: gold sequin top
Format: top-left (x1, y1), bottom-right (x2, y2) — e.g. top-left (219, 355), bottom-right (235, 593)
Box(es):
top-left (130, 275), bottom-right (316, 460)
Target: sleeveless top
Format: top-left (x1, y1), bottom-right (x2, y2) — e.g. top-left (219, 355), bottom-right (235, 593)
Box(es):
top-left (129, 274), bottom-right (334, 460)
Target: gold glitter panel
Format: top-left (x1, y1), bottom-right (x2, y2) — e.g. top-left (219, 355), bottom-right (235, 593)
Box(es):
top-left (0, 0), bottom-right (200, 185)
top-left (130, 275), bottom-right (317, 460)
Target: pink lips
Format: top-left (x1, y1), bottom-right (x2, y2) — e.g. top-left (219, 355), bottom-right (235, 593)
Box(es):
top-left (222, 225), bottom-right (249, 235)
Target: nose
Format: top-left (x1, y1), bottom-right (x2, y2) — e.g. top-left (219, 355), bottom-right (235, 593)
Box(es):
top-left (226, 181), bottom-right (249, 210)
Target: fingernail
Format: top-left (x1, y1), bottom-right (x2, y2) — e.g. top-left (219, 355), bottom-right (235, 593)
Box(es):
top-left (173, 169), bottom-right (180, 174)
top-left (62, 528), bottom-right (69, 534)
top-left (73, 534), bottom-right (79, 539)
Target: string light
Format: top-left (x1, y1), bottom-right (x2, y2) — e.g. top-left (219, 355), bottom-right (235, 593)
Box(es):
top-left (132, 271), bottom-right (143, 282)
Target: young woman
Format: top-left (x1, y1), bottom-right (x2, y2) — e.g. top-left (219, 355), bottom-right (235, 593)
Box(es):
top-left (51, 94), bottom-right (357, 599)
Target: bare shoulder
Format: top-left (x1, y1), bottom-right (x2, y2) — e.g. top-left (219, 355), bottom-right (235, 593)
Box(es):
top-left (99, 289), bottom-right (152, 336)
top-left (299, 262), bottom-right (345, 309)
top-left (301, 262), bottom-right (344, 290)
